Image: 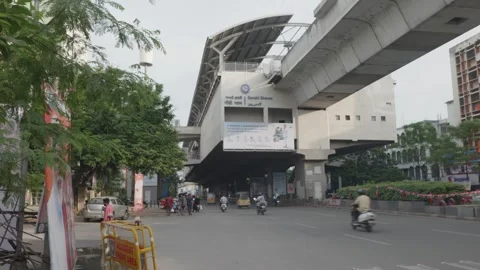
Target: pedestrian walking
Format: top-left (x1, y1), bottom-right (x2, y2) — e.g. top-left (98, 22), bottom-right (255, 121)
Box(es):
top-left (165, 194), bottom-right (173, 216)
top-left (179, 194), bottom-right (186, 215)
top-left (186, 194), bottom-right (193, 215)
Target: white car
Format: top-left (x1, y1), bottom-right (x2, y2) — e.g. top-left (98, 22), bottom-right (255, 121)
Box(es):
top-left (83, 196), bottom-right (129, 222)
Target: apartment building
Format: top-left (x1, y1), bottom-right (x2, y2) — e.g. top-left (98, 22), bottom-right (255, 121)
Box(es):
top-left (450, 32), bottom-right (480, 122)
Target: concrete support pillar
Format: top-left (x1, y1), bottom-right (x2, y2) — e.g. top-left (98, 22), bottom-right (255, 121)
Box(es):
top-left (294, 159), bottom-right (327, 201)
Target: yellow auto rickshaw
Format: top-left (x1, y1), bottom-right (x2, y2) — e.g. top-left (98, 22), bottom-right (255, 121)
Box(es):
top-left (236, 192), bottom-right (251, 208)
top-left (207, 193), bottom-right (216, 204)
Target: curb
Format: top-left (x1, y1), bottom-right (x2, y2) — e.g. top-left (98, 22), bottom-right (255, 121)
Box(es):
top-left (320, 205), bottom-right (480, 222)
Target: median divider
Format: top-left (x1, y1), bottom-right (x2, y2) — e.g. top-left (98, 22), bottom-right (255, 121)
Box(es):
top-left (100, 220), bottom-right (157, 270)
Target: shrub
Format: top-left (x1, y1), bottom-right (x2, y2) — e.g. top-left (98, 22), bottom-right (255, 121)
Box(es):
top-left (336, 181), bottom-right (466, 202)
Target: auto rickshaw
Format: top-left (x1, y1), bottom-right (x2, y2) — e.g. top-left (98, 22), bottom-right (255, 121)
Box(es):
top-left (207, 193), bottom-right (216, 204)
top-left (236, 192), bottom-right (251, 208)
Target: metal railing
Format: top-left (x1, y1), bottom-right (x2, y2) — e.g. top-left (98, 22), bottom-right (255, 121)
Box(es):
top-left (224, 62), bottom-right (263, 73)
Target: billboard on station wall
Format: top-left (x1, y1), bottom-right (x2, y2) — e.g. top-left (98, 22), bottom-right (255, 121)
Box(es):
top-left (223, 122), bottom-right (295, 151)
top-left (35, 83), bottom-right (76, 270)
top-left (143, 174), bottom-right (158, 187)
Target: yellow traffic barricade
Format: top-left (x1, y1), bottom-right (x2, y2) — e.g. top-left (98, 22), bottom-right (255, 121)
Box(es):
top-left (100, 220), bottom-right (157, 270)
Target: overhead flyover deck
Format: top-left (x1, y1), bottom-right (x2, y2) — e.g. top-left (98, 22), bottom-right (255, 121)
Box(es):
top-left (186, 14), bottom-right (310, 127)
top-left (276, 0), bottom-right (480, 109)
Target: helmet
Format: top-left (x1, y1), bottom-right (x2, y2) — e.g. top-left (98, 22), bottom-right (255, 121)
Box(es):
top-left (257, 193), bottom-right (263, 197)
top-left (358, 189), bottom-right (366, 195)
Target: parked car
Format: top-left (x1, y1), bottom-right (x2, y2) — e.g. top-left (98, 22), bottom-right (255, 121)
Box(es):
top-left (83, 196), bottom-right (129, 222)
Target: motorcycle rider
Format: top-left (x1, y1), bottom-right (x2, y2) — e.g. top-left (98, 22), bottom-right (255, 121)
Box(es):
top-left (351, 189), bottom-right (371, 222)
top-left (219, 194), bottom-right (228, 209)
top-left (255, 193), bottom-right (267, 208)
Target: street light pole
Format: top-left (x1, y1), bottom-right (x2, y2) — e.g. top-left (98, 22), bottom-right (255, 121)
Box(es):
top-left (355, 154), bottom-right (358, 185)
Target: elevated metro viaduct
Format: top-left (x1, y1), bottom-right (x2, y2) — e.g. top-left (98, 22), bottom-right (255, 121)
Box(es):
top-left (181, 0), bottom-right (480, 200)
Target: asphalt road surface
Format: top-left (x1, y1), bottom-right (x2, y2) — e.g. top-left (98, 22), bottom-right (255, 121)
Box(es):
top-left (70, 205), bottom-right (480, 270)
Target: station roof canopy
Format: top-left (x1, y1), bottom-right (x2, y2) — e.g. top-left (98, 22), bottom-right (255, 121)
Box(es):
top-left (187, 14), bottom-right (299, 126)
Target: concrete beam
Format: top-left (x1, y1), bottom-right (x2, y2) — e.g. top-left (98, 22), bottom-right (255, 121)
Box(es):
top-left (176, 126), bottom-right (201, 141)
top-left (276, 0), bottom-right (480, 109)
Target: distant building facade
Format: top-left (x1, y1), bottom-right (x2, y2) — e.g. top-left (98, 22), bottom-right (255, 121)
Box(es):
top-left (385, 120), bottom-right (449, 181)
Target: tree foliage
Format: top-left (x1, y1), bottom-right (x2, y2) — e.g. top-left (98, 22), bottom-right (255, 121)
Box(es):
top-left (0, 0), bottom-right (183, 200)
top-left (71, 67), bottom-right (184, 192)
top-left (400, 122), bottom-right (438, 166)
top-left (331, 147), bottom-right (405, 187)
top-left (429, 119), bottom-right (480, 174)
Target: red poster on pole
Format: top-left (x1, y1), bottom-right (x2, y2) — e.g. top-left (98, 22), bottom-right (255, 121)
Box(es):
top-left (134, 174), bottom-right (144, 212)
top-left (35, 83), bottom-right (76, 270)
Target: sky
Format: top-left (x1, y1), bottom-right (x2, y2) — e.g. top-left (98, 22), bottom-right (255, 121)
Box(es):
top-left (93, 0), bottom-right (480, 128)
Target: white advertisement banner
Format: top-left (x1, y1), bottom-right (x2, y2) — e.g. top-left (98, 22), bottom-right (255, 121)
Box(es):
top-left (223, 122), bottom-right (295, 151)
top-left (446, 174), bottom-right (475, 191)
top-left (273, 172), bottom-right (287, 195)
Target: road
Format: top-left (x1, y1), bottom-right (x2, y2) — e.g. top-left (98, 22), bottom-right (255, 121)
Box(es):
top-left (26, 205), bottom-right (479, 270)
top-left (132, 206), bottom-right (480, 270)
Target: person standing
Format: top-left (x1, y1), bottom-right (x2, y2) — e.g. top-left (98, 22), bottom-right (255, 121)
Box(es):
top-left (186, 194), bottom-right (193, 215)
top-left (165, 194), bottom-right (173, 216)
top-left (103, 198), bottom-right (114, 221)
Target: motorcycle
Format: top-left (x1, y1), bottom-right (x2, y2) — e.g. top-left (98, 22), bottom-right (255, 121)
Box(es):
top-left (220, 203), bottom-right (227, 212)
top-left (351, 205), bottom-right (376, 232)
top-left (253, 198), bottom-right (267, 215)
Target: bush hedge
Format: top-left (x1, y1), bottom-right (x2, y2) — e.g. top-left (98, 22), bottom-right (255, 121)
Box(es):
top-left (336, 181), bottom-right (466, 201)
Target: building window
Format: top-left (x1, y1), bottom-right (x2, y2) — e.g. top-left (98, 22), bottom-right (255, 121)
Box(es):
top-left (335, 115), bottom-right (340, 120)
top-left (371, 116), bottom-right (376, 121)
top-left (345, 115), bottom-right (350, 121)
top-left (356, 115), bottom-right (360, 121)
top-left (381, 116), bottom-right (386, 121)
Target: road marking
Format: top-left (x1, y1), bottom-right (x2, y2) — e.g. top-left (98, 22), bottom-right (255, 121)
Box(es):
top-left (374, 221), bottom-right (389, 225)
top-left (432, 229), bottom-right (480, 237)
top-left (417, 265), bottom-right (439, 270)
top-left (397, 265), bottom-right (438, 270)
top-left (293, 222), bottom-right (318, 229)
top-left (150, 222), bottom-right (177, 225)
top-left (441, 262), bottom-right (479, 270)
top-left (461, 261), bottom-right (480, 267)
top-left (343, 234), bottom-right (390, 246)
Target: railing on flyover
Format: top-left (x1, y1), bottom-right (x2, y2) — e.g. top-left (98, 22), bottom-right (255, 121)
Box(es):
top-left (224, 62), bottom-right (263, 73)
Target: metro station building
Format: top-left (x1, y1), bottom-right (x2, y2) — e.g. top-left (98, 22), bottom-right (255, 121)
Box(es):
top-left (181, 0), bottom-right (480, 201)
top-left (181, 15), bottom-right (396, 200)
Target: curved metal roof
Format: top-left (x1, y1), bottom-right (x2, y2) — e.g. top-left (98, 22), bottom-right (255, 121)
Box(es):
top-left (187, 14), bottom-right (295, 126)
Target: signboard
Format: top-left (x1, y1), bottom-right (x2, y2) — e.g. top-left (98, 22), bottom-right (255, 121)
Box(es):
top-left (36, 84), bottom-right (76, 270)
top-left (134, 174), bottom-right (144, 212)
top-left (447, 174), bottom-right (474, 190)
top-left (273, 172), bottom-right (286, 195)
top-left (287, 183), bottom-right (295, 194)
top-left (223, 122), bottom-right (295, 151)
top-left (113, 239), bottom-right (139, 268)
top-left (143, 174), bottom-right (158, 187)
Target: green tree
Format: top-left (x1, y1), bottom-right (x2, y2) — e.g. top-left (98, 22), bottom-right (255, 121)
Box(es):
top-left (0, 1), bottom-right (171, 267)
top-left (401, 122), bottom-right (439, 179)
top-left (70, 67), bottom-right (185, 197)
top-left (331, 147), bottom-right (405, 187)
top-left (430, 119), bottom-right (480, 175)
top-left (402, 122), bottom-right (438, 163)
